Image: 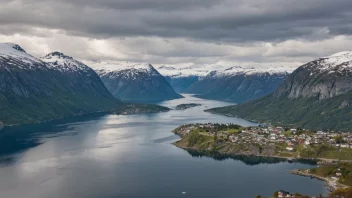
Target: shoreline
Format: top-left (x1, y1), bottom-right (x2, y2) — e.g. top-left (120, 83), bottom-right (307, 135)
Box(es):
top-left (173, 143), bottom-right (346, 194)
top-left (173, 133), bottom-right (343, 163)
top-left (289, 169), bottom-right (349, 192)
top-left (173, 140), bottom-right (352, 194)
top-left (0, 111), bottom-right (110, 131)
top-left (174, 143), bottom-right (316, 161)
top-left (1, 103), bottom-right (171, 130)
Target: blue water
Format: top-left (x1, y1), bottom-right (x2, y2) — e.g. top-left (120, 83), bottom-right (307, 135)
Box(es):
top-left (0, 95), bottom-right (327, 198)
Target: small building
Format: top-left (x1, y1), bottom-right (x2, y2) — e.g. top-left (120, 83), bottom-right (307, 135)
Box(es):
top-left (278, 190), bottom-right (292, 198)
top-left (286, 147), bottom-right (294, 151)
top-left (341, 144), bottom-right (349, 148)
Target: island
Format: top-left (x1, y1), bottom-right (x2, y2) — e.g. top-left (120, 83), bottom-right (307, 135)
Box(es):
top-left (0, 122), bottom-right (3, 132)
top-left (111, 104), bottom-right (171, 115)
top-left (172, 123), bottom-right (352, 193)
top-left (175, 103), bottom-right (202, 110)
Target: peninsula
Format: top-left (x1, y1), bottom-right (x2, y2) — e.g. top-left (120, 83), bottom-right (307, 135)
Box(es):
top-left (173, 123), bottom-right (352, 193)
top-left (173, 123), bottom-right (352, 161)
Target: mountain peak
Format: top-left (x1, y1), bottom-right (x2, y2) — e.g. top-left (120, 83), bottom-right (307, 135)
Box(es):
top-left (0, 43), bottom-right (27, 54)
top-left (9, 43), bottom-right (26, 53)
top-left (158, 66), bottom-right (176, 70)
top-left (40, 52), bottom-right (92, 73)
top-left (328, 51), bottom-right (352, 58)
top-left (0, 43), bottom-right (42, 69)
top-left (85, 60), bottom-right (157, 74)
top-left (224, 66), bottom-right (243, 71)
top-left (307, 51), bottom-right (352, 72)
top-left (43, 51), bottom-right (72, 60)
top-left (133, 63), bottom-right (155, 72)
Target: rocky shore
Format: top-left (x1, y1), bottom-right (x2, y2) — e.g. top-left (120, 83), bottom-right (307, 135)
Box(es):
top-left (290, 169), bottom-right (349, 192)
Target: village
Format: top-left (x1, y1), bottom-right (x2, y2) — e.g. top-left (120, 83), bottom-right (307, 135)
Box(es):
top-left (174, 123), bottom-right (352, 157)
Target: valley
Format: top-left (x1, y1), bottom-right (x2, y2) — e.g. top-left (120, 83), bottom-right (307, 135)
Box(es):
top-left (0, 95), bottom-right (328, 198)
top-left (2, 1), bottom-right (352, 197)
top-left (0, 43), bottom-right (352, 198)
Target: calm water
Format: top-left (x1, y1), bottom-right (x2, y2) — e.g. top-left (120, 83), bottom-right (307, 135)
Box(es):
top-left (0, 95), bottom-right (327, 198)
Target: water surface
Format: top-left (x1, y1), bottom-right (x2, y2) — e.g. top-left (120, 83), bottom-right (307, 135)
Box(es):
top-left (0, 95), bottom-right (327, 198)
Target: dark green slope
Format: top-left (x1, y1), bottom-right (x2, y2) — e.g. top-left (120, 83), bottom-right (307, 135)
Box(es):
top-left (206, 52), bottom-right (352, 131)
top-left (0, 45), bottom-right (122, 125)
top-left (207, 93), bottom-right (352, 131)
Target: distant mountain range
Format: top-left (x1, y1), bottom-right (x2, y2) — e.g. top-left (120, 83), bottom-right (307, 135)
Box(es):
top-left (207, 51), bottom-right (352, 131)
top-left (5, 41), bottom-right (352, 131)
top-left (87, 61), bottom-right (183, 102)
top-left (158, 65), bottom-right (294, 103)
top-left (0, 43), bottom-right (121, 125)
top-left (157, 65), bottom-right (210, 93)
top-left (187, 66), bottom-right (293, 103)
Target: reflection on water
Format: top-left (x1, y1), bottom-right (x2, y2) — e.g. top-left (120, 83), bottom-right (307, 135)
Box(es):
top-left (185, 149), bottom-right (317, 166)
top-left (0, 112), bottom-right (108, 161)
top-left (0, 95), bottom-right (327, 198)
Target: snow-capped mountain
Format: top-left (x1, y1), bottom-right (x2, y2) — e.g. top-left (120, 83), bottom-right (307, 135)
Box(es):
top-left (208, 51), bottom-right (352, 131)
top-left (86, 61), bottom-right (183, 102)
top-left (276, 51), bottom-right (352, 99)
top-left (41, 52), bottom-right (94, 73)
top-left (157, 65), bottom-right (212, 93)
top-left (157, 65), bottom-right (211, 78)
top-left (186, 66), bottom-right (293, 103)
top-left (211, 66), bottom-right (295, 77)
top-left (0, 43), bottom-right (48, 70)
top-left (310, 51), bottom-right (352, 72)
top-left (0, 43), bottom-right (121, 125)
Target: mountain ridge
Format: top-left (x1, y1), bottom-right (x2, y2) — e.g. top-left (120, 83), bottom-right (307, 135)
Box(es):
top-left (0, 44), bottom-right (122, 125)
top-left (187, 66), bottom-right (292, 103)
top-left (86, 61), bottom-right (183, 102)
top-left (206, 51), bottom-right (352, 131)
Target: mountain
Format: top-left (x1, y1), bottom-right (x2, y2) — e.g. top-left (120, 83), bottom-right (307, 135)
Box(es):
top-left (206, 51), bottom-right (352, 131)
top-left (157, 65), bottom-right (210, 93)
top-left (0, 43), bottom-right (121, 125)
top-left (87, 61), bottom-right (183, 102)
top-left (187, 66), bottom-right (293, 103)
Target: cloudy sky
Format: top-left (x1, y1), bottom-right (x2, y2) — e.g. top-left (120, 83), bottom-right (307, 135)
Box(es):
top-left (1, 0), bottom-right (352, 69)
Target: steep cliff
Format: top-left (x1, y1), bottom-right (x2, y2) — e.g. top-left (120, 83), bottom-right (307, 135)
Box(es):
top-left (206, 52), bottom-right (352, 131)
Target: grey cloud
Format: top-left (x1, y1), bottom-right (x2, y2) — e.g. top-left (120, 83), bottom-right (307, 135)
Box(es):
top-left (0, 0), bottom-right (352, 43)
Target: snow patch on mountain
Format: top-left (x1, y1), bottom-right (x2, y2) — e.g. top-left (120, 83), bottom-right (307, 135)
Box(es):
top-left (210, 66), bottom-right (295, 78)
top-left (84, 60), bottom-right (161, 82)
top-left (0, 43), bottom-right (45, 69)
top-left (157, 65), bottom-right (212, 78)
top-left (309, 51), bottom-right (352, 71)
top-left (41, 52), bottom-right (92, 72)
top-left (85, 60), bottom-right (156, 74)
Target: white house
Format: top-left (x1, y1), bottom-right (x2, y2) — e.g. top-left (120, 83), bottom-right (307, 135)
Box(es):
top-left (286, 147), bottom-right (294, 151)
